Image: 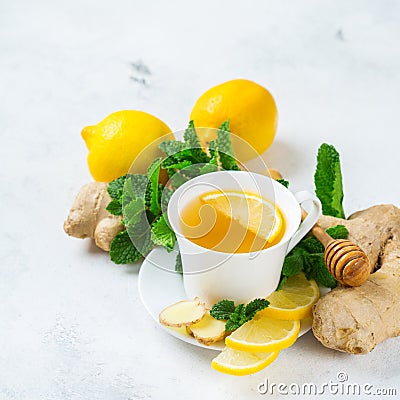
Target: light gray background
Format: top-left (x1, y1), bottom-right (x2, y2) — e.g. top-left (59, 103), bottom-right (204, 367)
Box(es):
top-left (1, 1), bottom-right (399, 399)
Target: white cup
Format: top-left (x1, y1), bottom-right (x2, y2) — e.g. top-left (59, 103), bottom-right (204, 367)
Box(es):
top-left (167, 171), bottom-right (321, 306)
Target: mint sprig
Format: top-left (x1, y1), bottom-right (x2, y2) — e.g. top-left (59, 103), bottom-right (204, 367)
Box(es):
top-left (107, 120), bottom-right (240, 266)
top-left (278, 224), bottom-right (348, 290)
top-left (211, 298), bottom-right (269, 331)
top-left (278, 143), bottom-right (347, 290)
top-left (209, 299), bottom-right (236, 320)
top-left (314, 143), bottom-right (345, 218)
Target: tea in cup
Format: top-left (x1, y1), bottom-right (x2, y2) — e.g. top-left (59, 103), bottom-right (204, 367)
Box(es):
top-left (180, 189), bottom-right (285, 253)
top-left (167, 171), bottom-right (321, 306)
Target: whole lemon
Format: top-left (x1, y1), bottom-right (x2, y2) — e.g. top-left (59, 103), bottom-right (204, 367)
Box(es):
top-left (82, 110), bottom-right (173, 182)
top-left (190, 79), bottom-right (278, 161)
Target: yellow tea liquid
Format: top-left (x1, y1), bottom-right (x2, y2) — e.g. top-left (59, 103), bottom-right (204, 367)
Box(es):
top-left (180, 190), bottom-right (285, 253)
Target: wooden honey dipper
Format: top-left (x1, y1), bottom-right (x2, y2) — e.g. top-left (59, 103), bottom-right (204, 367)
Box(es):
top-left (301, 208), bottom-right (370, 287)
top-left (269, 169), bottom-right (371, 287)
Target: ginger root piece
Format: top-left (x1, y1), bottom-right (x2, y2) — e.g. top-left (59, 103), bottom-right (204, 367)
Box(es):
top-left (64, 182), bottom-right (124, 251)
top-left (268, 168), bottom-right (283, 180)
top-left (186, 311), bottom-right (227, 346)
top-left (159, 298), bottom-right (206, 327)
top-left (312, 204), bottom-right (400, 354)
top-left (239, 165), bottom-right (283, 181)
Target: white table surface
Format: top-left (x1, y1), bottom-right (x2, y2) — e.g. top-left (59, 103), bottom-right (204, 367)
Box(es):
top-left (1, 1), bottom-right (400, 399)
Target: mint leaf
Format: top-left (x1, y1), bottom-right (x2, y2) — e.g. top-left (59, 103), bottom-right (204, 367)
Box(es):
top-left (123, 195), bottom-right (154, 257)
top-left (147, 158), bottom-right (162, 216)
top-left (160, 187), bottom-right (174, 215)
top-left (282, 251), bottom-right (305, 277)
top-left (151, 215), bottom-right (176, 252)
top-left (162, 159), bottom-right (193, 171)
top-left (298, 225), bottom-right (349, 255)
top-left (159, 119), bottom-right (238, 184)
top-left (123, 174), bottom-right (148, 203)
top-left (183, 120), bottom-right (210, 164)
top-left (108, 174), bottom-right (155, 264)
top-left (199, 163), bottom-right (219, 175)
top-left (126, 219), bottom-right (153, 258)
top-left (109, 230), bottom-right (143, 264)
top-left (161, 149), bottom-right (192, 166)
top-left (208, 140), bottom-right (218, 165)
top-left (211, 298), bottom-right (269, 331)
top-left (107, 175), bottom-right (127, 200)
top-left (159, 140), bottom-right (186, 157)
top-left (298, 237), bottom-right (324, 254)
top-left (244, 299), bottom-right (269, 320)
top-left (279, 224), bottom-right (347, 289)
top-left (327, 224), bottom-right (348, 239)
top-left (218, 120), bottom-right (230, 133)
top-left (161, 149), bottom-right (205, 181)
top-left (225, 304), bottom-right (246, 332)
top-left (123, 198), bottom-right (146, 227)
top-left (106, 199), bottom-right (123, 216)
top-left (215, 120), bottom-right (240, 171)
top-left (304, 254), bottom-right (337, 288)
top-left (107, 175), bottom-right (126, 216)
top-left (276, 179), bottom-right (289, 188)
top-left (225, 319), bottom-right (239, 332)
top-left (159, 121), bottom-right (209, 166)
top-left (314, 143), bottom-right (345, 218)
top-left (210, 300), bottom-right (236, 320)
top-left (183, 120), bottom-right (201, 149)
top-left (167, 170), bottom-right (190, 189)
top-left (175, 252), bottom-right (183, 274)
top-left (278, 255), bottom-right (304, 290)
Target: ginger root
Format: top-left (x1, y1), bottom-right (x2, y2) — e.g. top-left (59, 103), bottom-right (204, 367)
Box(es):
top-left (312, 204), bottom-right (400, 354)
top-left (64, 182), bottom-right (124, 251)
top-left (268, 168), bottom-right (283, 180)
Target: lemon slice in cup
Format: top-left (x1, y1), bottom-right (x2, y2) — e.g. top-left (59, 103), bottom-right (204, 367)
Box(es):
top-left (199, 191), bottom-right (284, 245)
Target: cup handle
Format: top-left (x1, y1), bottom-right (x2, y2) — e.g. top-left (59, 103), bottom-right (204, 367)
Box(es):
top-left (286, 191), bottom-right (322, 254)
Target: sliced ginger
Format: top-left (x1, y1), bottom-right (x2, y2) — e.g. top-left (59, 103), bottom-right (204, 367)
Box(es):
top-left (186, 311), bottom-right (227, 346)
top-left (159, 300), bottom-right (226, 345)
top-left (159, 297), bottom-right (206, 327)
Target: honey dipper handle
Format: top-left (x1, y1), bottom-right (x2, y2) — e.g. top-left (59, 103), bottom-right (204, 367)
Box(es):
top-left (301, 208), bottom-right (334, 248)
top-left (311, 224), bottom-right (334, 248)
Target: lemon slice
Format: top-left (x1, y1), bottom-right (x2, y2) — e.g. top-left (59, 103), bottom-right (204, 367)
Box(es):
top-left (212, 347), bottom-right (279, 376)
top-left (225, 314), bottom-right (300, 352)
top-left (260, 273), bottom-right (320, 320)
top-left (200, 191), bottom-right (283, 245)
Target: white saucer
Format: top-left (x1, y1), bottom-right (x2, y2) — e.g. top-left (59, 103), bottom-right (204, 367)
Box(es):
top-left (138, 247), bottom-right (318, 352)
